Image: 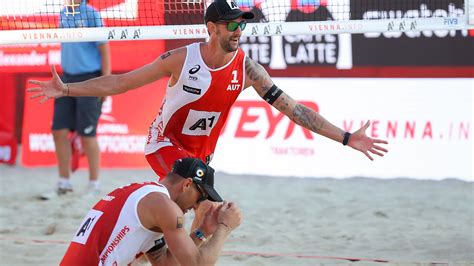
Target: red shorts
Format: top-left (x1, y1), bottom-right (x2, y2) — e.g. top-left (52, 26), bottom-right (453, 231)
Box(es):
top-left (145, 145), bottom-right (191, 181)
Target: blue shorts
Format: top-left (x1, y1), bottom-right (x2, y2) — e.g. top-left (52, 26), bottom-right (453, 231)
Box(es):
top-left (52, 71), bottom-right (102, 137)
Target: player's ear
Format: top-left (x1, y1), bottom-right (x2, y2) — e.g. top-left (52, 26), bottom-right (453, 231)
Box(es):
top-left (207, 21), bottom-right (217, 35)
top-left (181, 178), bottom-right (193, 192)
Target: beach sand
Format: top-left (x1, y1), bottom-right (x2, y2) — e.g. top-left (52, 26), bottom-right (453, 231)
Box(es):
top-left (0, 165), bottom-right (473, 265)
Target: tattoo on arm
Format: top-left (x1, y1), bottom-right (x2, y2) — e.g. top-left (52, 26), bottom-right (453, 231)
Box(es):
top-left (176, 216), bottom-right (184, 228)
top-left (245, 57), bottom-right (261, 82)
top-left (292, 104), bottom-right (325, 133)
top-left (147, 248), bottom-right (166, 262)
top-left (160, 51), bottom-right (171, 60)
top-left (274, 93), bottom-right (290, 112)
top-left (245, 57), bottom-right (272, 94)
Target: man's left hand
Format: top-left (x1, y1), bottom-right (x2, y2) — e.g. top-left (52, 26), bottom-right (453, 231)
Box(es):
top-left (348, 121), bottom-right (389, 161)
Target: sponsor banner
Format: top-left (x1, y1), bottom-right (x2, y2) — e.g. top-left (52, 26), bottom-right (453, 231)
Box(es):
top-left (351, 0), bottom-right (474, 66)
top-left (0, 73), bottom-right (16, 133)
top-left (0, 73), bottom-right (17, 165)
top-left (238, 0), bottom-right (473, 69)
top-left (22, 77), bottom-right (168, 168)
top-left (0, 0), bottom-right (151, 30)
top-left (211, 78), bottom-right (473, 181)
top-left (0, 134), bottom-right (17, 165)
top-left (20, 77), bottom-right (472, 180)
top-left (0, 43), bottom-right (61, 73)
top-left (0, 40), bottom-right (164, 73)
top-left (242, 1), bottom-right (353, 69)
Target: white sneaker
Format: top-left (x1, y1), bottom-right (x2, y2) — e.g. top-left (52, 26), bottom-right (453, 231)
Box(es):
top-left (85, 182), bottom-right (101, 196)
top-left (57, 179), bottom-right (73, 194)
top-left (38, 182), bottom-right (73, 200)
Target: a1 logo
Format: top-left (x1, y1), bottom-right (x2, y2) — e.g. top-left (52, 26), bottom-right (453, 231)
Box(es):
top-left (182, 110), bottom-right (221, 136)
top-left (72, 209), bottom-right (103, 245)
top-left (226, 0), bottom-right (239, 9)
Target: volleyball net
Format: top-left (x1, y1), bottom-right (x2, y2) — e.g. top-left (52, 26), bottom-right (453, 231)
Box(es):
top-left (0, 0), bottom-right (473, 44)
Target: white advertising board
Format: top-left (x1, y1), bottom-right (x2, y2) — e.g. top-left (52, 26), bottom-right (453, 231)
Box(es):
top-left (211, 78), bottom-right (473, 181)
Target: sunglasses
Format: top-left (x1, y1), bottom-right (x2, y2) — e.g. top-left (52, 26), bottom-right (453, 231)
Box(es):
top-left (194, 182), bottom-right (208, 203)
top-left (215, 20), bottom-right (247, 32)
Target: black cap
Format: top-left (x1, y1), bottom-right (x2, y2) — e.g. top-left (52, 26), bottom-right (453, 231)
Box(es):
top-left (204, 0), bottom-right (254, 23)
top-left (171, 158), bottom-right (223, 202)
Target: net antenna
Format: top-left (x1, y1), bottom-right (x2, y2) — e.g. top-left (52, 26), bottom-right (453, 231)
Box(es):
top-left (0, 0), bottom-right (473, 45)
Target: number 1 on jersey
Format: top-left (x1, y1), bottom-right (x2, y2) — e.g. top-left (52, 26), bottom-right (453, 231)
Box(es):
top-left (231, 70), bottom-right (238, 83)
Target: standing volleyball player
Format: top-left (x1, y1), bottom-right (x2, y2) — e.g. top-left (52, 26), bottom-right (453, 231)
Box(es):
top-left (29, 0), bottom-right (387, 220)
top-left (43, 0), bottom-right (111, 199)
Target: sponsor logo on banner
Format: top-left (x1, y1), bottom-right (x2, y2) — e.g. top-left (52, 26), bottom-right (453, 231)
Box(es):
top-left (249, 24), bottom-right (283, 36)
top-left (0, 132), bottom-right (17, 165)
top-left (0, 49), bottom-right (58, 67)
top-left (22, 78), bottom-right (168, 168)
top-left (21, 31), bottom-right (84, 42)
top-left (351, 0), bottom-right (473, 66)
top-left (221, 100), bottom-right (470, 142)
top-left (107, 29), bottom-right (142, 40)
top-left (0, 145), bottom-right (11, 162)
top-left (171, 27), bottom-right (207, 36)
top-left (212, 78), bottom-right (472, 180)
top-left (341, 120), bottom-right (470, 141)
top-left (220, 100), bottom-right (319, 140)
top-left (307, 22), bottom-right (363, 32)
top-left (26, 98), bottom-right (146, 155)
top-left (386, 20), bottom-right (418, 32)
top-left (444, 17), bottom-right (459, 25)
top-left (239, 0), bottom-right (352, 69)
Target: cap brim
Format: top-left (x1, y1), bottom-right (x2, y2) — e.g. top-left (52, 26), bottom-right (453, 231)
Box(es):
top-left (221, 10), bottom-right (254, 21)
top-left (202, 185), bottom-right (223, 202)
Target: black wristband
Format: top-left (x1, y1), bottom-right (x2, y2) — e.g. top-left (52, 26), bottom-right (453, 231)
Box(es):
top-left (342, 132), bottom-right (351, 146)
top-left (147, 237), bottom-right (166, 253)
top-left (263, 84), bottom-right (283, 105)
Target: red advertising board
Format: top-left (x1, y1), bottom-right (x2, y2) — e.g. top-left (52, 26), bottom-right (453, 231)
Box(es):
top-left (0, 40), bottom-right (165, 73)
top-left (22, 77), bottom-right (168, 168)
top-left (0, 73), bottom-right (17, 165)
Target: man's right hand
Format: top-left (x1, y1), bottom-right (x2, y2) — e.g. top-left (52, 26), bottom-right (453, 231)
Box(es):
top-left (27, 65), bottom-right (66, 103)
top-left (217, 202), bottom-right (241, 231)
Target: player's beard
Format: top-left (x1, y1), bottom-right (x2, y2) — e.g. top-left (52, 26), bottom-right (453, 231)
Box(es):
top-left (217, 28), bottom-right (239, 53)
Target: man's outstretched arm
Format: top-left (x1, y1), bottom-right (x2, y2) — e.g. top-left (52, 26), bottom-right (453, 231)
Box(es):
top-left (244, 56), bottom-right (388, 160)
top-left (27, 48), bottom-right (184, 103)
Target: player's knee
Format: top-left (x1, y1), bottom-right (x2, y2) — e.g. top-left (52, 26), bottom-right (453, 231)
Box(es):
top-left (52, 129), bottom-right (69, 140)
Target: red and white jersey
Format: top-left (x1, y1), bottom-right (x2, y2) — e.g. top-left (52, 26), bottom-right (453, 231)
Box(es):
top-left (61, 182), bottom-right (169, 266)
top-left (145, 42), bottom-right (246, 162)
